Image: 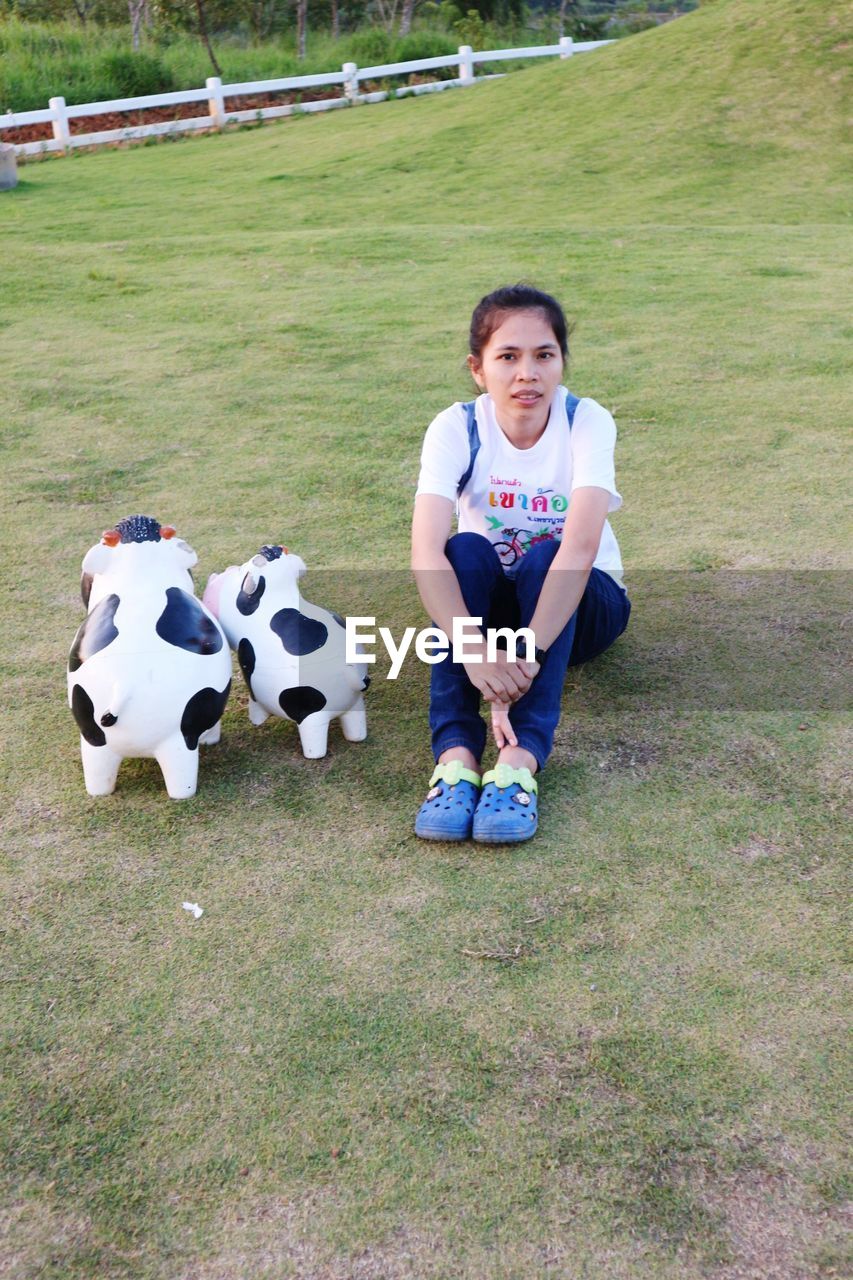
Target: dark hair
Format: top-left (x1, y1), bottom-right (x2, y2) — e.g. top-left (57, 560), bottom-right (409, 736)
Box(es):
top-left (469, 284), bottom-right (570, 361)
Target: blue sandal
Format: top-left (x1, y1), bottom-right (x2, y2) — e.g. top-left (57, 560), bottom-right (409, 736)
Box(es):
top-left (472, 764), bottom-right (539, 843)
top-left (414, 761), bottom-right (481, 841)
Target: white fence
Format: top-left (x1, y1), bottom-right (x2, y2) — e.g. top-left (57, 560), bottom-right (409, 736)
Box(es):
top-left (0, 37), bottom-right (612, 158)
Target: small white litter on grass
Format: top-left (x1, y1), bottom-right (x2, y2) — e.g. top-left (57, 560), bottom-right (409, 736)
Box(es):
top-left (182, 901), bottom-right (203, 919)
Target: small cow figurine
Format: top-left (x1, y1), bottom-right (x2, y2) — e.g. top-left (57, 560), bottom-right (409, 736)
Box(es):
top-left (203, 544), bottom-right (369, 758)
top-left (68, 515), bottom-right (232, 799)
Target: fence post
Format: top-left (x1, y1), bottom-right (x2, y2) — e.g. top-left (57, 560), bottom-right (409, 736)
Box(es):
top-left (458, 45), bottom-right (474, 84)
top-left (49, 96), bottom-right (71, 152)
top-left (207, 76), bottom-right (226, 129)
top-left (559, 36), bottom-right (574, 59)
top-left (0, 143), bottom-right (18, 190)
top-left (343, 62), bottom-right (359, 104)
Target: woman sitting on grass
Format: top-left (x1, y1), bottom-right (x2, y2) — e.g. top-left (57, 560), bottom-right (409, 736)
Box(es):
top-left (411, 284), bottom-right (630, 843)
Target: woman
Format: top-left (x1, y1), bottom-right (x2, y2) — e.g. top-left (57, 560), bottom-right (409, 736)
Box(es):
top-left (411, 284), bottom-right (630, 843)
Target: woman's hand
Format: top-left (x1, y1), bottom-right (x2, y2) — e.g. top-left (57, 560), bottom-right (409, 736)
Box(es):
top-left (462, 647), bottom-right (538, 704)
top-left (487, 656), bottom-right (540, 748)
top-left (490, 700), bottom-right (517, 749)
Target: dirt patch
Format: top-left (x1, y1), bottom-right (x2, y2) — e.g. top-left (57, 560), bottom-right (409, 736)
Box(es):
top-left (508, 1025), bottom-right (627, 1111)
top-left (692, 1167), bottom-right (850, 1280)
top-left (177, 1191), bottom-right (444, 1280)
top-left (2, 796), bottom-right (65, 856)
top-left (324, 882), bottom-right (436, 990)
top-left (0, 1199), bottom-right (95, 1279)
top-left (553, 728), bottom-right (660, 774)
top-left (814, 723), bottom-right (853, 800)
top-left (11, 797), bottom-right (61, 824)
top-left (321, 1228), bottom-right (444, 1280)
top-left (732, 836), bottom-right (784, 863)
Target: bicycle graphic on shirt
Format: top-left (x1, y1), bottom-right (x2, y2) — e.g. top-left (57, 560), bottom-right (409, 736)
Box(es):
top-left (493, 526), bottom-right (556, 568)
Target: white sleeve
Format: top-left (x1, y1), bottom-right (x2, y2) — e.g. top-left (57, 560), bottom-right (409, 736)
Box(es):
top-left (415, 404), bottom-right (471, 503)
top-left (570, 398), bottom-right (622, 513)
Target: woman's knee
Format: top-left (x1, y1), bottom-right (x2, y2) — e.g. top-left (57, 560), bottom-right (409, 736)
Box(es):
top-left (445, 532), bottom-right (502, 572)
top-left (516, 537), bottom-right (561, 581)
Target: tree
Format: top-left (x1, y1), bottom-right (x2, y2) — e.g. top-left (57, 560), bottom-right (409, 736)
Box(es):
top-left (69, 0), bottom-right (95, 24)
top-left (195, 0), bottom-right (222, 74)
top-left (372, 0), bottom-right (412, 33)
top-left (247, 0), bottom-right (281, 38)
top-left (398, 0), bottom-right (416, 33)
top-left (128, 0), bottom-right (146, 49)
top-left (296, 0), bottom-right (307, 57)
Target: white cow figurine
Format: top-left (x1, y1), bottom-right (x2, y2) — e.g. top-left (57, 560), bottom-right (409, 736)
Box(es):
top-left (203, 544), bottom-right (369, 758)
top-left (67, 515), bottom-right (232, 799)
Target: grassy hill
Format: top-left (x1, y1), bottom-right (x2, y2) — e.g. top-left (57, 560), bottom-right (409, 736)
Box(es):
top-left (232, 0), bottom-right (847, 228)
top-left (1, 1), bottom-right (849, 1277)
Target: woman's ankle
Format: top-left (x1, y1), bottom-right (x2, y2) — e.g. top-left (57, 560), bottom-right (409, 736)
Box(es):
top-left (496, 746), bottom-right (538, 775)
top-left (438, 747), bottom-right (481, 774)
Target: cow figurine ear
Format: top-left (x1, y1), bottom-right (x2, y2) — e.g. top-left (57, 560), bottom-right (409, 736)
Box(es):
top-left (241, 570), bottom-right (259, 596)
top-left (81, 541), bottom-right (116, 577)
top-left (173, 539), bottom-right (198, 570)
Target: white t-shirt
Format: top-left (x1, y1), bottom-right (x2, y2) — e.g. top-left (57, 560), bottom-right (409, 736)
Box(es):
top-left (416, 386), bottom-right (623, 579)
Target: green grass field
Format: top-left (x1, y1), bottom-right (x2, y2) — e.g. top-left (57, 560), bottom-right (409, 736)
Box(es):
top-left (2, 0), bottom-right (850, 1275)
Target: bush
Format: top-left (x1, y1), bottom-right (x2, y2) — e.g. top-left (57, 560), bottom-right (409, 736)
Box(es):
top-left (99, 50), bottom-right (175, 98)
top-left (452, 8), bottom-right (488, 46)
top-left (345, 29), bottom-right (394, 66)
top-left (0, 20), bottom-right (177, 109)
top-left (396, 31), bottom-right (458, 61)
top-left (421, 0), bottom-right (463, 27)
top-left (567, 12), bottom-right (611, 41)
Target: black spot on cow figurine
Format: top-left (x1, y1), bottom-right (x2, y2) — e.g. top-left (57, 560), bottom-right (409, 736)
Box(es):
top-left (203, 545), bottom-right (369, 759)
top-left (67, 515), bottom-right (231, 799)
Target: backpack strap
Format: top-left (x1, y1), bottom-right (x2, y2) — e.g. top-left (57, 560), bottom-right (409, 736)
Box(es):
top-left (565, 390), bottom-right (581, 425)
top-left (457, 400), bottom-right (480, 497)
top-left (457, 390), bottom-right (581, 497)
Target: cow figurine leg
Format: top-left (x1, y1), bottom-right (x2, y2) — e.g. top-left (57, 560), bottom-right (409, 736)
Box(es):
top-left (297, 712), bottom-right (330, 759)
top-left (340, 695), bottom-right (367, 743)
top-left (248, 698), bottom-right (270, 726)
top-left (80, 737), bottom-right (123, 797)
top-left (154, 732), bottom-right (201, 800)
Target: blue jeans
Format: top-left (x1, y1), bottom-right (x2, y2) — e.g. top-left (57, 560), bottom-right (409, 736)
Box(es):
top-left (429, 533), bottom-right (631, 771)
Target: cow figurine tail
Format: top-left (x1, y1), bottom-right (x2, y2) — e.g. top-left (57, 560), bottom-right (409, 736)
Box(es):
top-left (344, 663), bottom-right (369, 693)
top-left (99, 681), bottom-right (129, 728)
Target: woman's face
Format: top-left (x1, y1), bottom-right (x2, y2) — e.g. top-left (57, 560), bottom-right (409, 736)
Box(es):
top-left (467, 309), bottom-right (564, 438)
